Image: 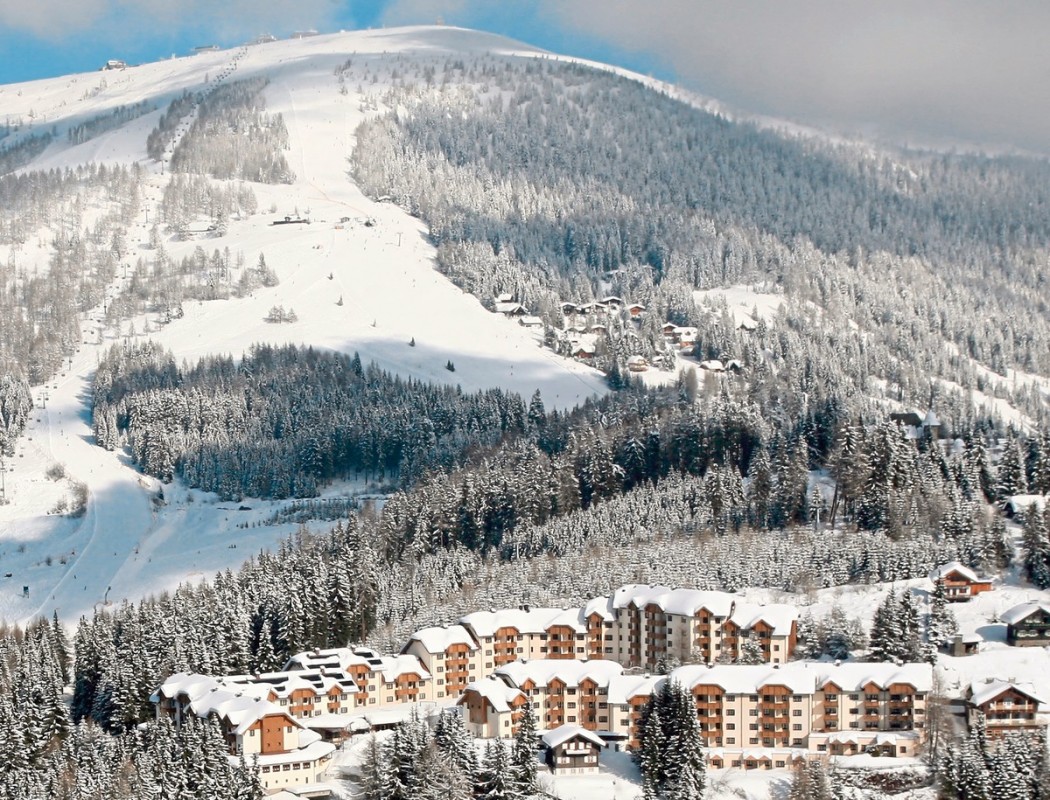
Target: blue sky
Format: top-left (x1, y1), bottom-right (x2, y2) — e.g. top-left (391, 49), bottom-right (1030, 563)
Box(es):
top-left (0, 1), bottom-right (1046, 154)
top-left (0, 1), bottom-right (668, 87)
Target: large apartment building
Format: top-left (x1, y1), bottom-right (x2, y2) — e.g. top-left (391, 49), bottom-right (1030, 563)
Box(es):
top-left (593, 585), bottom-right (798, 668)
top-left (672, 662), bottom-right (930, 761)
top-left (965, 680), bottom-right (1048, 742)
top-left (151, 673), bottom-right (337, 793)
top-left (458, 659), bottom-right (661, 745)
top-left (404, 585), bottom-right (798, 695)
top-left (459, 658), bottom-right (932, 763)
top-left (284, 646), bottom-right (433, 707)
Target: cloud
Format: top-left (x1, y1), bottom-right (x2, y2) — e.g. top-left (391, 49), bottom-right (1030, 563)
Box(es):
top-left (383, 0), bottom-right (1050, 154)
top-left (0, 0), bottom-right (342, 43)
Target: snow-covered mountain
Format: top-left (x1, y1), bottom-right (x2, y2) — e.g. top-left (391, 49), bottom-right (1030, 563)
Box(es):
top-left (0, 27), bottom-right (617, 625)
top-left (1, 23), bottom-right (1050, 631)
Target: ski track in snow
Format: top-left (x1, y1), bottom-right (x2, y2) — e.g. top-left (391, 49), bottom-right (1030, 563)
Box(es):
top-left (0, 28), bottom-right (611, 626)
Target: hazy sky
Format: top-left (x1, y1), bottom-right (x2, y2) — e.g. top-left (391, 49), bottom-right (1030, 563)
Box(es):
top-left (1, 0), bottom-right (1045, 154)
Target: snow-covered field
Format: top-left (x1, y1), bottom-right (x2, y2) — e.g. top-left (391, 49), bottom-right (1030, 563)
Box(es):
top-left (0, 27), bottom-right (616, 626)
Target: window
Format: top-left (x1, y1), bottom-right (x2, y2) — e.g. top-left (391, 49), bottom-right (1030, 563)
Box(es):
top-left (792, 724), bottom-right (802, 730)
top-left (726, 723), bottom-right (735, 730)
top-left (793, 709), bottom-right (802, 716)
top-left (726, 709), bottom-right (735, 716)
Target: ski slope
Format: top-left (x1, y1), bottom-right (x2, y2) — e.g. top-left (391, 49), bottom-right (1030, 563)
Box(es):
top-left (0, 27), bottom-right (613, 626)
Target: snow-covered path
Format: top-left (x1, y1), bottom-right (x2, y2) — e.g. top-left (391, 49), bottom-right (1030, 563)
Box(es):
top-left (0, 28), bottom-right (609, 626)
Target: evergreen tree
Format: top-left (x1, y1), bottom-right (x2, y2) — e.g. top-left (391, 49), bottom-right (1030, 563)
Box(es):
top-left (512, 701), bottom-right (538, 796)
top-left (1023, 507), bottom-right (1050, 589)
top-left (869, 589), bottom-right (903, 662)
top-left (478, 739), bottom-right (517, 800)
top-left (928, 579), bottom-right (959, 651)
top-left (636, 680), bottom-right (705, 800)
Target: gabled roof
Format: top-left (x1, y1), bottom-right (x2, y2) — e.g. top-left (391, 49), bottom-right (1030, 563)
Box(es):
top-left (153, 673), bottom-right (302, 736)
top-left (542, 724), bottom-right (606, 749)
top-left (968, 679), bottom-right (1047, 708)
top-left (814, 662), bottom-right (933, 693)
top-left (459, 607), bottom-right (580, 638)
top-left (1001, 601), bottom-right (1050, 626)
top-left (729, 603), bottom-right (798, 636)
top-left (606, 674), bottom-right (663, 706)
top-left (671, 663), bottom-right (813, 695)
top-left (377, 654), bottom-right (431, 683)
top-left (669, 661), bottom-right (933, 695)
top-left (496, 658), bottom-right (624, 690)
top-left (459, 677), bottom-right (525, 713)
top-left (611, 585), bottom-right (736, 618)
top-left (928, 561), bottom-right (985, 583)
top-left (583, 594), bottom-right (616, 621)
top-left (406, 624), bottom-right (478, 654)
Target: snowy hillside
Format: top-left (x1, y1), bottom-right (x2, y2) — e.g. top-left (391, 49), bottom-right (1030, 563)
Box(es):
top-left (0, 27), bottom-right (619, 625)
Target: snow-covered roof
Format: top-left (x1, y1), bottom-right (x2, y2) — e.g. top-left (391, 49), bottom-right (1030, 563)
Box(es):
top-left (228, 668), bottom-right (358, 699)
top-left (459, 677), bottom-right (525, 713)
top-left (1001, 601), bottom-right (1050, 626)
top-left (583, 594), bottom-right (616, 621)
top-left (728, 603), bottom-right (798, 636)
top-left (496, 658), bottom-right (624, 690)
top-left (541, 724), bottom-right (606, 749)
top-left (252, 739), bottom-right (335, 767)
top-left (378, 654), bottom-right (431, 683)
top-left (495, 302), bottom-right (527, 315)
top-left (699, 359), bottom-right (725, 371)
top-left (519, 315), bottom-right (543, 326)
top-left (671, 664), bottom-right (813, 695)
top-left (1006, 495), bottom-right (1048, 514)
top-left (929, 561), bottom-right (986, 583)
top-left (285, 646), bottom-right (385, 672)
top-left (607, 674), bottom-right (663, 706)
top-left (669, 661), bottom-right (933, 695)
top-left (968, 679), bottom-right (1047, 708)
top-left (155, 673), bottom-right (303, 736)
top-left (406, 624), bottom-right (478, 654)
top-left (611, 584), bottom-right (736, 618)
top-left (815, 662), bottom-right (933, 693)
top-left (459, 607), bottom-right (581, 638)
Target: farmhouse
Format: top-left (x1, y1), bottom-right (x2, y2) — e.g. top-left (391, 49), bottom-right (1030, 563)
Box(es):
top-left (928, 561), bottom-right (993, 601)
top-left (1002, 602), bottom-right (1050, 647)
top-left (542, 725), bottom-right (605, 774)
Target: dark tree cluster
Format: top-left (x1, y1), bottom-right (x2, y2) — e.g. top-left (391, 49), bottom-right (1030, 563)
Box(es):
top-left (352, 55), bottom-right (1050, 420)
top-left (0, 617), bottom-right (260, 800)
top-left (636, 680), bottom-right (706, 800)
top-left (92, 343), bottom-right (548, 498)
top-left (357, 708), bottom-right (540, 800)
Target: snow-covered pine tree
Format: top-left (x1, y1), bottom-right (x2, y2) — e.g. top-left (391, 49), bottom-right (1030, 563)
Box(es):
top-left (478, 738), bottom-right (517, 800)
top-left (927, 579), bottom-right (959, 652)
top-left (512, 700), bottom-right (538, 796)
top-left (1023, 507), bottom-right (1050, 589)
top-left (869, 589), bottom-right (903, 662)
